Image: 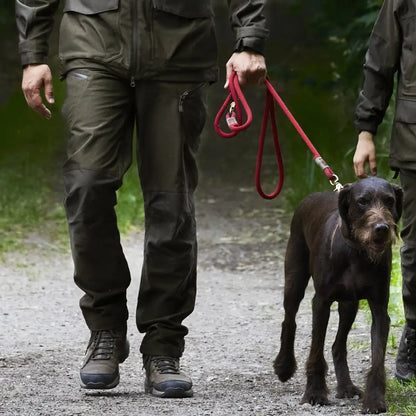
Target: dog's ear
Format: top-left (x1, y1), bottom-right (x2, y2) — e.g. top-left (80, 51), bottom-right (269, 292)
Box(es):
top-left (392, 183), bottom-right (403, 223)
top-left (338, 183), bottom-right (352, 238)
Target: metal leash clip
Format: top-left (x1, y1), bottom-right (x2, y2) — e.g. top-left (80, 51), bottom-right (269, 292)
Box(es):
top-left (330, 175), bottom-right (344, 192)
top-left (226, 102), bottom-right (238, 127)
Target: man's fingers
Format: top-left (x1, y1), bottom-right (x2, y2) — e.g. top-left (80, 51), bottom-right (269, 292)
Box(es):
top-left (44, 77), bottom-right (55, 104)
top-left (22, 64), bottom-right (53, 119)
top-left (224, 60), bottom-right (232, 89)
top-left (353, 152), bottom-right (368, 178)
top-left (237, 72), bottom-right (248, 89)
top-left (23, 87), bottom-right (51, 119)
top-left (369, 156), bottom-right (378, 176)
top-left (224, 52), bottom-right (267, 89)
top-left (353, 131), bottom-right (376, 178)
top-left (353, 161), bottom-right (366, 178)
top-left (354, 164), bottom-right (368, 179)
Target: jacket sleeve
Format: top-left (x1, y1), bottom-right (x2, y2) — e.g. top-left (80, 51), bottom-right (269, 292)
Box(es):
top-left (15, 0), bottom-right (60, 67)
top-left (354, 0), bottom-right (402, 134)
top-left (227, 0), bottom-right (269, 55)
top-left (353, 0), bottom-right (401, 135)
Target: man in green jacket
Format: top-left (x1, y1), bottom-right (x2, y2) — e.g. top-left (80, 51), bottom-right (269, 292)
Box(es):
top-left (16, 0), bottom-right (268, 398)
top-left (353, 0), bottom-right (416, 384)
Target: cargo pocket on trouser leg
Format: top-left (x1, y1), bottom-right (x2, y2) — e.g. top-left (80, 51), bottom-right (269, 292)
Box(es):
top-left (179, 82), bottom-right (207, 192)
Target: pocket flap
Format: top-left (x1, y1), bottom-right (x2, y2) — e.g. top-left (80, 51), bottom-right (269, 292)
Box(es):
top-left (395, 98), bottom-right (416, 123)
top-left (152, 0), bottom-right (213, 18)
top-left (64, 0), bottom-right (119, 15)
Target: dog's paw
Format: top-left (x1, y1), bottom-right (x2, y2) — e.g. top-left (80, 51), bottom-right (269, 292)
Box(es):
top-left (273, 352), bottom-right (296, 382)
top-left (300, 390), bottom-right (329, 406)
top-left (336, 383), bottom-right (363, 399)
top-left (361, 398), bottom-right (387, 414)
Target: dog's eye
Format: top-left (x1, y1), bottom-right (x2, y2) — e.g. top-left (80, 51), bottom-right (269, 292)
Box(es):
top-left (357, 197), bottom-right (369, 206)
top-left (383, 196), bottom-right (395, 208)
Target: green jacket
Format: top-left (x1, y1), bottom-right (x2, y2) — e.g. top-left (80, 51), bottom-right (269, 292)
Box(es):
top-left (354, 0), bottom-right (416, 170)
top-left (15, 0), bottom-right (269, 83)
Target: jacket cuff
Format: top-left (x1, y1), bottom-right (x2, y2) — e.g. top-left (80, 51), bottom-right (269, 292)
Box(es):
top-left (19, 41), bottom-right (48, 67)
top-left (234, 25), bottom-right (268, 55)
top-left (353, 120), bottom-right (378, 136)
top-left (234, 37), bottom-right (266, 56)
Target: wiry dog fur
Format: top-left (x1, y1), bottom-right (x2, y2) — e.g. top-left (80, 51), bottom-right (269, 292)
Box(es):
top-left (274, 177), bottom-right (402, 414)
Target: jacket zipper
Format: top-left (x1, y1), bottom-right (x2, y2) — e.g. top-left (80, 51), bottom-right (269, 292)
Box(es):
top-left (179, 82), bottom-right (207, 112)
top-left (130, 0), bottom-right (138, 87)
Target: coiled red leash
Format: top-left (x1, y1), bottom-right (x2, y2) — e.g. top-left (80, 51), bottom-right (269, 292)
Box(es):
top-left (214, 71), bottom-right (253, 138)
top-left (214, 72), bottom-right (343, 199)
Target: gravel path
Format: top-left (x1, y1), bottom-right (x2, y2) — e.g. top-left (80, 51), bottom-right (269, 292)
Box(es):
top-left (0, 174), bottom-right (401, 415)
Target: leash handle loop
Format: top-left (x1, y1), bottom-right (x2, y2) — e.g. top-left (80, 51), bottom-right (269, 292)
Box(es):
top-left (255, 87), bottom-right (285, 199)
top-left (214, 72), bottom-right (252, 138)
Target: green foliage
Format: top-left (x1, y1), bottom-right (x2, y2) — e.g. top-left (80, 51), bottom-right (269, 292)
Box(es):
top-left (300, 0), bottom-right (383, 93)
top-left (0, 83), bottom-right (68, 253)
top-left (389, 244), bottom-right (405, 327)
top-left (386, 378), bottom-right (416, 415)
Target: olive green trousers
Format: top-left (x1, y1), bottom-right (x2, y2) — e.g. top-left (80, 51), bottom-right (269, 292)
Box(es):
top-left (62, 66), bottom-right (207, 357)
top-left (400, 169), bottom-right (416, 329)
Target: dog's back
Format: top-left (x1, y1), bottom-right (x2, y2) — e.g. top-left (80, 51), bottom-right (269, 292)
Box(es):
top-left (289, 191), bottom-right (339, 251)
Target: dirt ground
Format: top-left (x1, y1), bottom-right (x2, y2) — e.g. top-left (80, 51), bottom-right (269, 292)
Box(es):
top-left (0, 162), bottom-right (402, 416)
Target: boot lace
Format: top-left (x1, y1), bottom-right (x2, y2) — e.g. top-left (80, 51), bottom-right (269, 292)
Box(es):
top-left (89, 331), bottom-right (116, 360)
top-left (152, 357), bottom-right (180, 375)
top-left (406, 327), bottom-right (416, 371)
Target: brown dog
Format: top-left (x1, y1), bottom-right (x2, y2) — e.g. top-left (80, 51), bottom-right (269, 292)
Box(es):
top-left (274, 177), bottom-right (402, 414)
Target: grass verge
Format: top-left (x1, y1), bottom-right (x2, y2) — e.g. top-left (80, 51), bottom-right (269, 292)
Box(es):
top-left (386, 378), bottom-right (416, 416)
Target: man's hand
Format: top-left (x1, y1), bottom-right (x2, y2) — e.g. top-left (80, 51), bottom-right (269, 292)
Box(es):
top-left (353, 131), bottom-right (377, 178)
top-left (224, 51), bottom-right (267, 89)
top-left (22, 64), bottom-right (55, 119)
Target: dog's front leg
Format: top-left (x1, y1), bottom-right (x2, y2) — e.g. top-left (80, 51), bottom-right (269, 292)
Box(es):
top-left (301, 294), bottom-right (330, 406)
top-left (332, 300), bottom-right (363, 399)
top-left (362, 299), bottom-right (389, 414)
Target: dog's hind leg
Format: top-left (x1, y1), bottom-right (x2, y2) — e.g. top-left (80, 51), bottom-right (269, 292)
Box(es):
top-left (332, 300), bottom-right (363, 399)
top-left (274, 235), bottom-right (310, 382)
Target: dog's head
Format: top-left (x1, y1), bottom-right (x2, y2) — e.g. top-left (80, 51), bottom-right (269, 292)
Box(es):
top-left (338, 177), bottom-right (402, 262)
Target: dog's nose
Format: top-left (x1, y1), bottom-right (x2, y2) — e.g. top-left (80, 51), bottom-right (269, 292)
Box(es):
top-left (375, 223), bottom-right (390, 236)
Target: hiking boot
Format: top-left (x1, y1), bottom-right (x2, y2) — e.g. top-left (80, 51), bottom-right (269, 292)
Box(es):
top-left (143, 355), bottom-right (193, 398)
top-left (395, 322), bottom-right (416, 383)
top-left (80, 330), bottom-right (129, 389)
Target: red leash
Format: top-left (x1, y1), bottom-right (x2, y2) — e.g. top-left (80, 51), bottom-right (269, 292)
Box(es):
top-left (214, 72), bottom-right (343, 199)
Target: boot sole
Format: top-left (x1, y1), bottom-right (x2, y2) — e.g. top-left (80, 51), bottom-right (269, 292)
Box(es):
top-left (144, 382), bottom-right (193, 398)
top-left (80, 374), bottom-right (120, 390)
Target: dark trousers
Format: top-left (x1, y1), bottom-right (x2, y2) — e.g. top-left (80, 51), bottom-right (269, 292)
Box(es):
top-left (62, 67), bottom-right (207, 357)
top-left (400, 169), bottom-right (416, 328)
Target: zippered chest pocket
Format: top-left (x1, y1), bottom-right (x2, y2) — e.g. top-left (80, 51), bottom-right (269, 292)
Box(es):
top-left (60, 0), bottom-right (123, 66)
top-left (149, 0), bottom-right (217, 70)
